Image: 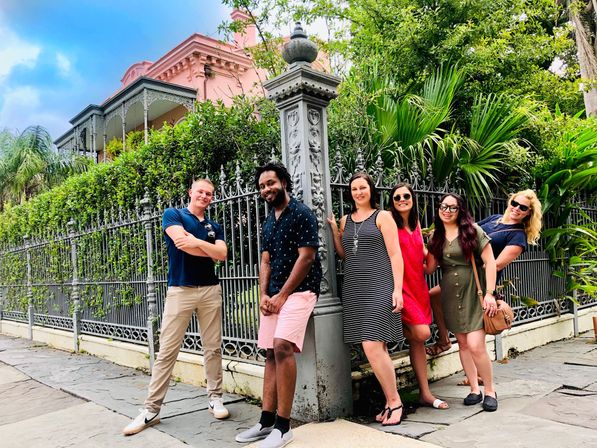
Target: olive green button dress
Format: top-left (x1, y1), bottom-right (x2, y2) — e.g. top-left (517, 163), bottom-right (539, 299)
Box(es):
top-left (439, 225), bottom-right (491, 334)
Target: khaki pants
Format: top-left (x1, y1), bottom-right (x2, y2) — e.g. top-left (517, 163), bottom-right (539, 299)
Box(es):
top-left (145, 285), bottom-right (223, 412)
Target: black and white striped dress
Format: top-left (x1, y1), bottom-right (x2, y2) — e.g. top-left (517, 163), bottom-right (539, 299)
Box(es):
top-left (341, 210), bottom-right (403, 343)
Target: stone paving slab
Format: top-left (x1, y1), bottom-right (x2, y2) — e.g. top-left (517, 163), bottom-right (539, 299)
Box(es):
top-left (369, 419), bottom-right (446, 439)
top-left (159, 400), bottom-right (262, 447)
top-left (491, 357), bottom-right (596, 389)
top-left (0, 401), bottom-right (187, 448)
top-left (420, 410), bottom-right (597, 448)
top-left (0, 363), bottom-right (28, 385)
top-left (399, 401), bottom-right (483, 426)
top-left (247, 419), bottom-right (440, 448)
top-left (520, 389), bottom-right (597, 430)
top-left (0, 335), bottom-right (37, 351)
top-left (0, 378), bottom-right (83, 426)
top-left (64, 374), bottom-right (242, 419)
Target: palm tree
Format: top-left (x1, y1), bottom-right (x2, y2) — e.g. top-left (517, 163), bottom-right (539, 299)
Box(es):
top-left (0, 126), bottom-right (89, 208)
top-left (363, 65), bottom-right (531, 205)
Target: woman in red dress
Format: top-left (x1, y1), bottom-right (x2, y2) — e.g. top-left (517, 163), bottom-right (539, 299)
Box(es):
top-left (388, 183), bottom-right (448, 410)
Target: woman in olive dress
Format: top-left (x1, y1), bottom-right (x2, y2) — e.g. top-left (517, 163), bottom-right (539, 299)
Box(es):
top-left (426, 193), bottom-right (499, 412)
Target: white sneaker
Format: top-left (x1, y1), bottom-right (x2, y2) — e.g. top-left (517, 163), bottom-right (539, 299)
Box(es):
top-left (208, 397), bottom-right (230, 419)
top-left (235, 423), bottom-right (274, 442)
top-left (260, 429), bottom-right (294, 448)
top-left (122, 408), bottom-right (160, 436)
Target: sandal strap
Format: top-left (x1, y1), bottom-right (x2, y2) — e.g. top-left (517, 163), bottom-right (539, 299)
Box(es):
top-left (386, 405), bottom-right (402, 419)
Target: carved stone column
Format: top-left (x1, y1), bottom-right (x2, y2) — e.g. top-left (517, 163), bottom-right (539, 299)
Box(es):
top-left (263, 23), bottom-right (352, 421)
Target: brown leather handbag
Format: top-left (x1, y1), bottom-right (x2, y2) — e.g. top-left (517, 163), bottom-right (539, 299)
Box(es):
top-left (471, 257), bottom-right (514, 335)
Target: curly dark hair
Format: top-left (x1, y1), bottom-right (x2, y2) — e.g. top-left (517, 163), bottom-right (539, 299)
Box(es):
top-left (348, 172), bottom-right (378, 212)
top-left (428, 193), bottom-right (478, 262)
top-left (255, 162), bottom-right (293, 193)
top-left (389, 183), bottom-right (418, 230)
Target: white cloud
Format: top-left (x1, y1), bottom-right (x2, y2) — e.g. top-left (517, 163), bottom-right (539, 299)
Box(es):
top-left (0, 86), bottom-right (69, 138)
top-left (56, 52), bottom-right (72, 76)
top-left (0, 18), bottom-right (41, 83)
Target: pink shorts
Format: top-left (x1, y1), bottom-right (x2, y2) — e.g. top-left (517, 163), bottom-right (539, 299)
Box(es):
top-left (257, 291), bottom-right (317, 353)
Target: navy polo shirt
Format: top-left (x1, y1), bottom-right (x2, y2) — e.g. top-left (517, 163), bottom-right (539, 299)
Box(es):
top-left (261, 197), bottom-right (322, 296)
top-left (478, 214), bottom-right (528, 282)
top-left (162, 207), bottom-right (225, 287)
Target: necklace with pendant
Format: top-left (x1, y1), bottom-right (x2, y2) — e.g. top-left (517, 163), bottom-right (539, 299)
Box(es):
top-left (352, 218), bottom-right (366, 255)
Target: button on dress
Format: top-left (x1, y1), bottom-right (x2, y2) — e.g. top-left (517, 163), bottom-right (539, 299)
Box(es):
top-left (439, 225), bottom-right (491, 334)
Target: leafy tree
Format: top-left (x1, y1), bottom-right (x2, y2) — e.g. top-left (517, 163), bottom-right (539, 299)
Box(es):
top-left (537, 111), bottom-right (597, 302)
top-left (0, 97), bottom-right (279, 244)
top-left (561, 0), bottom-right (597, 116)
top-left (0, 126), bottom-right (90, 209)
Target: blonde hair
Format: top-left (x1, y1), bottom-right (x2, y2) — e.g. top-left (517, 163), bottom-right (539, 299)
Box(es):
top-left (190, 178), bottom-right (214, 190)
top-left (502, 189), bottom-right (542, 245)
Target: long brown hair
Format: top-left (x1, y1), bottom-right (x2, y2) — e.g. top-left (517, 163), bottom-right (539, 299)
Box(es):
top-left (428, 193), bottom-right (478, 261)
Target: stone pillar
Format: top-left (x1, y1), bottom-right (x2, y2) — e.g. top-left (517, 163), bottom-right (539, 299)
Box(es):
top-left (141, 192), bottom-right (158, 369)
top-left (572, 289), bottom-right (579, 337)
top-left (68, 221), bottom-right (81, 352)
top-left (24, 235), bottom-right (33, 339)
top-left (263, 23), bottom-right (352, 421)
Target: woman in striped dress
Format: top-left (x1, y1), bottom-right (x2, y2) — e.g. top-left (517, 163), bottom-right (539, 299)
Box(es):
top-left (327, 172), bottom-right (406, 426)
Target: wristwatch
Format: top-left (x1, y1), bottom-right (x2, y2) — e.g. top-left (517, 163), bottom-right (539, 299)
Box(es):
top-left (486, 289), bottom-right (497, 296)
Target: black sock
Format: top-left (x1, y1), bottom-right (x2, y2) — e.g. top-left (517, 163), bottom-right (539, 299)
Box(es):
top-left (274, 416), bottom-right (290, 435)
top-left (259, 410), bottom-right (276, 428)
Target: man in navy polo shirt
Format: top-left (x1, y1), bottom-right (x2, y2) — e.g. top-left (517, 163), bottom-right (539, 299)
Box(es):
top-left (236, 162), bottom-right (322, 448)
top-left (124, 178), bottom-right (229, 436)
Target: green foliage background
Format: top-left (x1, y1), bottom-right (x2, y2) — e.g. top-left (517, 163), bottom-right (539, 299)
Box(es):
top-left (0, 98), bottom-right (279, 245)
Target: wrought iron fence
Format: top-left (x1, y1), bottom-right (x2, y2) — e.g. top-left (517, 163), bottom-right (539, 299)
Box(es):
top-left (0, 149), bottom-right (595, 368)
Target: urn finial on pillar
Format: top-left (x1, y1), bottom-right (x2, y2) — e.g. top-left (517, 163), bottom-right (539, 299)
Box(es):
top-left (281, 22), bottom-right (318, 65)
top-left (263, 23), bottom-right (351, 422)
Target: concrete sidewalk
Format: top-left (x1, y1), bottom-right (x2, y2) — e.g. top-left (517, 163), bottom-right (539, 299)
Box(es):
top-left (0, 333), bottom-right (595, 448)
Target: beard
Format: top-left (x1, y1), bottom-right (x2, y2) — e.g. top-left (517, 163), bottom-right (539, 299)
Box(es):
top-left (265, 187), bottom-right (286, 207)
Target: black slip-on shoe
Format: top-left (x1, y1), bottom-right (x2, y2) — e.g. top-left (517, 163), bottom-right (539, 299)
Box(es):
top-left (463, 392), bottom-right (483, 406)
top-left (482, 393), bottom-right (498, 412)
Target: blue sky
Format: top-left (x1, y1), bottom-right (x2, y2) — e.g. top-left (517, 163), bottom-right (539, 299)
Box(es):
top-left (0, 0), bottom-right (231, 140)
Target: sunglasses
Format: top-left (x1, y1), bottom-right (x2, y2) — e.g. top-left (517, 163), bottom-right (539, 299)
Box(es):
top-left (393, 193), bottom-right (411, 201)
top-left (510, 200), bottom-right (530, 212)
top-left (439, 204), bottom-right (459, 213)
top-left (204, 222), bottom-right (216, 238)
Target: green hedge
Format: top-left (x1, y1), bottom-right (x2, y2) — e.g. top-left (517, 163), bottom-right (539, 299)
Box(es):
top-left (0, 98), bottom-right (279, 245)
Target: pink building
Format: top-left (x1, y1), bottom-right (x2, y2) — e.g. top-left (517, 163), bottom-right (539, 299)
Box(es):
top-left (55, 9), bottom-right (279, 160)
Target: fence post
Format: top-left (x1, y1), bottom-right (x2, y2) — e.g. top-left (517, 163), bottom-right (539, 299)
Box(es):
top-left (572, 289), bottom-right (579, 337)
top-left (68, 221), bottom-right (81, 352)
top-left (24, 235), bottom-right (33, 339)
top-left (141, 193), bottom-right (158, 370)
top-left (263, 23), bottom-right (351, 420)
top-left (0, 251), bottom-right (4, 324)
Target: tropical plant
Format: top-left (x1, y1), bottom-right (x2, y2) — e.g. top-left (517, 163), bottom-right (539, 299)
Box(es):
top-left (356, 65), bottom-right (531, 205)
top-left (537, 112), bottom-right (597, 303)
top-left (0, 126), bottom-right (90, 209)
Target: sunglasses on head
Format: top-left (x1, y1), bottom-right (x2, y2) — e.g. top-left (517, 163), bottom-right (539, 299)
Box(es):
top-left (393, 193), bottom-right (411, 201)
top-left (510, 200), bottom-right (530, 212)
top-left (439, 204), bottom-right (459, 213)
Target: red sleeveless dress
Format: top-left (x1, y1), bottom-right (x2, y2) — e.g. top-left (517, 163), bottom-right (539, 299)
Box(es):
top-left (398, 225), bottom-right (432, 325)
